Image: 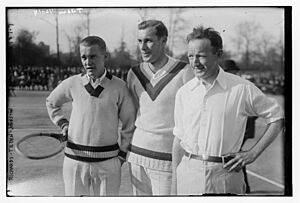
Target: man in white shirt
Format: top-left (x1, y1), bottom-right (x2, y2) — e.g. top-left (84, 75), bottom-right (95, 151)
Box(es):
top-left (171, 26), bottom-right (284, 195)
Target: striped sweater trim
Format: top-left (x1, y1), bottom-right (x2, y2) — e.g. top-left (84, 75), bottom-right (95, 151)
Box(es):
top-left (65, 142), bottom-right (119, 161)
top-left (81, 71), bottom-right (113, 97)
top-left (84, 83), bottom-right (104, 97)
top-left (64, 153), bottom-right (114, 162)
top-left (66, 142), bottom-right (119, 152)
top-left (128, 144), bottom-right (172, 161)
top-left (127, 152), bottom-right (172, 171)
top-left (131, 61), bottom-right (187, 101)
top-left (57, 118), bottom-right (69, 129)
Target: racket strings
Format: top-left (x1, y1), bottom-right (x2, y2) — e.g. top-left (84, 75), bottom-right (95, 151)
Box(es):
top-left (18, 136), bottom-right (62, 157)
top-left (23, 139), bottom-right (43, 154)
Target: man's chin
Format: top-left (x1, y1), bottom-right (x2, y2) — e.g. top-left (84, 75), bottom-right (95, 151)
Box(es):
top-left (194, 71), bottom-right (205, 77)
top-left (141, 57), bottom-right (152, 63)
top-left (87, 72), bottom-right (96, 78)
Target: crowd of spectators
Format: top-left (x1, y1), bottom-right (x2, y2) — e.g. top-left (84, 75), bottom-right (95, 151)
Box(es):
top-left (8, 65), bottom-right (129, 93)
top-left (240, 71), bottom-right (285, 95)
top-left (8, 66), bottom-right (284, 95)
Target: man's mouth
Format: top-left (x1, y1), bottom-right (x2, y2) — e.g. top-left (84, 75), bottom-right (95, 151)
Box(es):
top-left (142, 53), bottom-right (151, 57)
top-left (194, 66), bottom-right (205, 71)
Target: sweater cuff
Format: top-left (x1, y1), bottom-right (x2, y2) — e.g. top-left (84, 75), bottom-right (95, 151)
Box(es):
top-left (118, 150), bottom-right (127, 160)
top-left (57, 118), bottom-right (69, 129)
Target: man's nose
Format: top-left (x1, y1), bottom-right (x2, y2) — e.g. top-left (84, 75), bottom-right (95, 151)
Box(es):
top-left (140, 42), bottom-right (147, 51)
top-left (86, 57), bottom-right (93, 65)
top-left (192, 56), bottom-right (200, 64)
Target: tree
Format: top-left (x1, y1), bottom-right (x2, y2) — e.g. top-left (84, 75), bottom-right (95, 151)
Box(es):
top-left (9, 29), bottom-right (58, 67)
top-left (253, 33), bottom-right (275, 67)
top-left (107, 40), bottom-right (136, 71)
top-left (13, 29), bottom-right (38, 65)
top-left (167, 8), bottom-right (189, 56)
top-left (233, 21), bottom-right (261, 69)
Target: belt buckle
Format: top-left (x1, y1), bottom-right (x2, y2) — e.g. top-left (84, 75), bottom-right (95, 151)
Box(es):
top-left (202, 154), bottom-right (209, 161)
top-left (222, 156), bottom-right (225, 165)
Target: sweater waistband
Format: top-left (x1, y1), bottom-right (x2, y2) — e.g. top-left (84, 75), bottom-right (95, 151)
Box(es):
top-left (65, 142), bottom-right (119, 162)
top-left (128, 144), bottom-right (172, 161)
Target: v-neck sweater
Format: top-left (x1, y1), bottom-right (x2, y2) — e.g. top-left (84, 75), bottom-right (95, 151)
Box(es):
top-left (46, 73), bottom-right (136, 160)
top-left (126, 57), bottom-right (194, 170)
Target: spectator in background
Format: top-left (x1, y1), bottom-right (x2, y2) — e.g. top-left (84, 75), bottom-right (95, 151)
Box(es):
top-left (222, 59), bottom-right (240, 75)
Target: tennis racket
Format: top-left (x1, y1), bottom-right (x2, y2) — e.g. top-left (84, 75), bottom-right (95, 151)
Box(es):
top-left (15, 132), bottom-right (67, 160)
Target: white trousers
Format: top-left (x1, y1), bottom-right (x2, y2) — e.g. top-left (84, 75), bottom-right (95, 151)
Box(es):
top-left (63, 157), bottom-right (121, 196)
top-left (177, 156), bottom-right (246, 195)
top-left (129, 162), bottom-right (172, 196)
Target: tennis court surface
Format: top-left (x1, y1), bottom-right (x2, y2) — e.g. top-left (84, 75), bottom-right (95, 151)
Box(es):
top-left (7, 90), bottom-right (287, 196)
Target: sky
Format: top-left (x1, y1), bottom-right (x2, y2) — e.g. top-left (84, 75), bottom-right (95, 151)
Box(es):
top-left (7, 7), bottom-right (284, 59)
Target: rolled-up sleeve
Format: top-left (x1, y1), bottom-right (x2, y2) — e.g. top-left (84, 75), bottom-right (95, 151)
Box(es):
top-left (245, 83), bottom-right (284, 124)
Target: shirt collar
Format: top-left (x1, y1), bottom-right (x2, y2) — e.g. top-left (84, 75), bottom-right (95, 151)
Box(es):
top-left (215, 67), bottom-right (227, 90)
top-left (143, 55), bottom-right (172, 77)
top-left (189, 66), bottom-right (227, 91)
top-left (189, 77), bottom-right (201, 91)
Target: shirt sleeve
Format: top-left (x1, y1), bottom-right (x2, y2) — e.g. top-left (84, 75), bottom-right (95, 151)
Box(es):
top-left (173, 89), bottom-right (185, 140)
top-left (46, 78), bottom-right (73, 129)
top-left (118, 83), bottom-right (136, 153)
top-left (245, 83), bottom-right (284, 124)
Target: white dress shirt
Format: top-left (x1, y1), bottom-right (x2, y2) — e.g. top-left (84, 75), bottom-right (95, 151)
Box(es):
top-left (173, 67), bottom-right (284, 156)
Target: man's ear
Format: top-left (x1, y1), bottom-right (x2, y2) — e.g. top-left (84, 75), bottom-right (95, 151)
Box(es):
top-left (217, 49), bottom-right (223, 57)
top-left (162, 36), bottom-right (167, 44)
top-left (104, 52), bottom-right (110, 59)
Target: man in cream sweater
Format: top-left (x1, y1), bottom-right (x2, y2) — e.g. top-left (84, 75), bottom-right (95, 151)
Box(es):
top-left (126, 20), bottom-right (194, 195)
top-left (46, 36), bottom-right (136, 196)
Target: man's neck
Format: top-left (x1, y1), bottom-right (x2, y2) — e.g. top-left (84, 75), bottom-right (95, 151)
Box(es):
top-left (149, 54), bottom-right (168, 73)
top-left (199, 66), bottom-right (220, 90)
top-left (89, 69), bottom-right (106, 83)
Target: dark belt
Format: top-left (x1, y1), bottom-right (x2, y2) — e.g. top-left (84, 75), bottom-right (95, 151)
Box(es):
top-left (66, 142), bottom-right (119, 152)
top-left (128, 144), bottom-right (172, 161)
top-left (184, 151), bottom-right (234, 164)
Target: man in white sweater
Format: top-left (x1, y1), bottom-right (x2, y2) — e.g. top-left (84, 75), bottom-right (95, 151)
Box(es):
top-left (126, 20), bottom-right (194, 195)
top-left (46, 36), bottom-right (136, 196)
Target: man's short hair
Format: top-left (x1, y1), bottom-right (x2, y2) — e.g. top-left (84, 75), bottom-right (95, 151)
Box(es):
top-left (80, 36), bottom-right (106, 52)
top-left (186, 26), bottom-right (223, 54)
top-left (138, 20), bottom-right (168, 39)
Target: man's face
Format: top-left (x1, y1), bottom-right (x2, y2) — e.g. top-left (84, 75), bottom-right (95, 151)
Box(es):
top-left (137, 27), bottom-right (166, 63)
top-left (187, 38), bottom-right (220, 81)
top-left (80, 44), bottom-right (106, 79)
